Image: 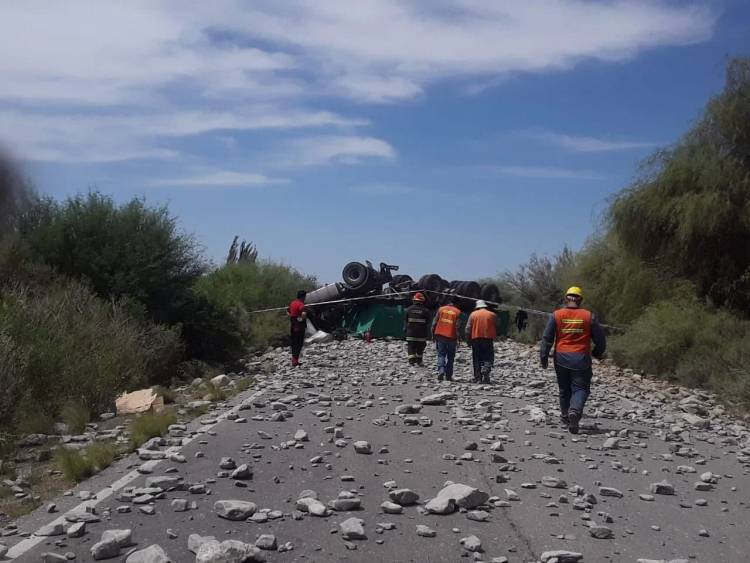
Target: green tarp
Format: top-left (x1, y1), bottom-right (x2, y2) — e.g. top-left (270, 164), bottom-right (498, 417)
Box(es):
top-left (343, 304), bottom-right (510, 339)
top-left (343, 304), bottom-right (406, 338)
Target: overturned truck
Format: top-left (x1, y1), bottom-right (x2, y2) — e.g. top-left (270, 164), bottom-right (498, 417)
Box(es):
top-left (305, 260), bottom-right (505, 337)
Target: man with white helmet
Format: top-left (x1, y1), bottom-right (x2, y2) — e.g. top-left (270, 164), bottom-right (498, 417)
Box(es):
top-left (465, 300), bottom-right (497, 383)
top-left (540, 286), bottom-right (606, 434)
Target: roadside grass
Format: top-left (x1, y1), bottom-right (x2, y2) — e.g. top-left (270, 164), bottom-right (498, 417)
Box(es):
top-left (129, 410), bottom-right (177, 449)
top-left (232, 377), bottom-right (254, 394)
top-left (61, 402), bottom-right (91, 434)
top-left (152, 385), bottom-right (177, 404)
top-left (0, 465), bottom-right (67, 520)
top-left (15, 412), bottom-right (55, 436)
top-left (55, 441), bottom-right (119, 483)
top-left (193, 380), bottom-right (227, 402)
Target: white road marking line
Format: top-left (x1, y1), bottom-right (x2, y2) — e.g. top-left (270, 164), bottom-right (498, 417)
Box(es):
top-left (6, 387), bottom-right (266, 560)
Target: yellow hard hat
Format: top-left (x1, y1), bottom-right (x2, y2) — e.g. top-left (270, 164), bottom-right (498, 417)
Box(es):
top-left (566, 286), bottom-right (583, 299)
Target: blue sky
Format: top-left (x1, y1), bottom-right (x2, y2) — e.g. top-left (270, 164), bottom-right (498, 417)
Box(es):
top-left (1, 1), bottom-right (748, 283)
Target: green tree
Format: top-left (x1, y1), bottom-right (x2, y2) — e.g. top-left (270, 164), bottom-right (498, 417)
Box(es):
top-left (609, 57), bottom-right (750, 314)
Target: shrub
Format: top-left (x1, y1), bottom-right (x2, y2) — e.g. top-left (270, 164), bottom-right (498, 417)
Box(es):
top-left (61, 403), bottom-right (90, 435)
top-left (16, 192), bottom-right (206, 319)
top-left (195, 261), bottom-right (317, 348)
top-left (129, 410), bottom-right (177, 448)
top-left (610, 298), bottom-right (750, 401)
top-left (12, 191), bottom-right (239, 361)
top-left (55, 442), bottom-right (118, 482)
top-left (0, 279), bottom-right (182, 429)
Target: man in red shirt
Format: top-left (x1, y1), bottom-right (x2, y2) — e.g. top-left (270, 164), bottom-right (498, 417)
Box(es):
top-left (288, 290), bottom-right (308, 366)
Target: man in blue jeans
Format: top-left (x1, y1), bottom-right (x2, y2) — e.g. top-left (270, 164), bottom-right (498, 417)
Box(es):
top-left (540, 286), bottom-right (606, 434)
top-left (431, 297), bottom-right (462, 381)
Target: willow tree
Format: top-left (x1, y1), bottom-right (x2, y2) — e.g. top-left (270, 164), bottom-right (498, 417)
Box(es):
top-left (610, 57), bottom-right (750, 314)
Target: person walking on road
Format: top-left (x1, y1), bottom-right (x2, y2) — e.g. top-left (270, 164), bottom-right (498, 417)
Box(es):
top-left (466, 300), bottom-right (497, 383)
top-left (540, 286), bottom-right (606, 434)
top-left (405, 292), bottom-right (431, 366)
top-left (288, 290), bottom-right (308, 367)
top-left (515, 308), bottom-right (528, 332)
top-left (431, 297), bottom-right (461, 381)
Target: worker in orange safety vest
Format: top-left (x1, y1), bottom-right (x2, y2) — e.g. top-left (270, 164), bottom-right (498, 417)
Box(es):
top-left (431, 296), bottom-right (461, 382)
top-left (540, 286), bottom-right (606, 434)
top-left (465, 300), bottom-right (497, 383)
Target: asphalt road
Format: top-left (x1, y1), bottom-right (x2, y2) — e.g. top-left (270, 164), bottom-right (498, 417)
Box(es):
top-left (5, 339), bottom-right (750, 562)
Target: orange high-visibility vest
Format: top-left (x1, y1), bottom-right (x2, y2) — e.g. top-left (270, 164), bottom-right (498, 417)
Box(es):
top-left (554, 307), bottom-right (593, 354)
top-left (470, 309), bottom-right (497, 339)
top-left (434, 305), bottom-right (461, 340)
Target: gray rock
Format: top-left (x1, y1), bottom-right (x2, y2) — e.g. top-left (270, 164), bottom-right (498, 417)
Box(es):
top-left (425, 495), bottom-right (456, 514)
top-left (230, 464), bottom-right (252, 480)
top-left (460, 534), bottom-right (482, 553)
top-left (433, 483), bottom-right (488, 509)
top-left (381, 501), bottom-right (404, 514)
top-left (589, 524), bottom-right (615, 539)
top-left (650, 481), bottom-right (675, 495)
top-left (66, 522), bottom-right (86, 538)
top-left (36, 523), bottom-right (64, 537)
top-left (340, 517), bottom-right (366, 540)
top-left (255, 534), bottom-right (277, 550)
top-left (40, 554), bottom-right (67, 562)
top-left (213, 500), bottom-right (257, 520)
top-left (210, 374), bottom-right (231, 387)
top-left (467, 510), bottom-right (490, 522)
top-left (296, 497), bottom-right (328, 516)
top-left (219, 457), bottom-right (236, 470)
top-left (388, 488), bottom-right (419, 506)
top-left (353, 441), bottom-right (372, 454)
top-left (540, 550), bottom-right (583, 562)
top-left (195, 540), bottom-right (265, 563)
top-left (599, 486), bottom-right (624, 498)
top-left (541, 476), bottom-right (567, 489)
top-left (91, 537), bottom-right (120, 560)
top-left (420, 392), bottom-right (454, 405)
top-left (416, 524), bottom-right (437, 537)
top-left (188, 534), bottom-right (216, 554)
top-left (102, 529), bottom-right (134, 548)
top-left (125, 544), bottom-right (172, 563)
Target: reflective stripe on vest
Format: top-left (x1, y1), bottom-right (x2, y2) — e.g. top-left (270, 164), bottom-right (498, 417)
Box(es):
top-left (554, 307), bottom-right (593, 354)
top-left (470, 309), bottom-right (497, 340)
top-left (434, 305), bottom-right (461, 340)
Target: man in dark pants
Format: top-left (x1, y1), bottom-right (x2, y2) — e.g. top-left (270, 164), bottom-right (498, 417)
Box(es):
top-left (540, 286), bottom-right (606, 434)
top-left (465, 300), bottom-right (497, 383)
top-left (515, 309), bottom-right (528, 332)
top-left (431, 296), bottom-right (461, 381)
top-left (288, 290), bottom-right (308, 367)
top-left (405, 292), bottom-right (430, 365)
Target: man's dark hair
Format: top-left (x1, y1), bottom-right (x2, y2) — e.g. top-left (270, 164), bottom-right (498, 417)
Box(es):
top-left (449, 296), bottom-right (460, 305)
top-left (297, 290), bottom-right (307, 300)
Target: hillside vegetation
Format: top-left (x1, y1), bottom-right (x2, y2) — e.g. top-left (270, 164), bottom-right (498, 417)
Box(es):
top-left (0, 174), bottom-right (314, 445)
top-left (498, 57), bottom-right (750, 406)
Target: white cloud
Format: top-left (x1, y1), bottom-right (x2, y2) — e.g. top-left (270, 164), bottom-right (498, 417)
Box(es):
top-left (0, 1), bottom-right (716, 164)
top-left (147, 171), bottom-right (287, 188)
top-left (283, 135), bottom-right (396, 166)
top-left (0, 109), bottom-right (366, 163)
top-left (350, 183), bottom-right (417, 196)
top-left (234, 0), bottom-right (716, 102)
top-left (531, 131), bottom-right (656, 152)
top-left (492, 165), bottom-right (604, 180)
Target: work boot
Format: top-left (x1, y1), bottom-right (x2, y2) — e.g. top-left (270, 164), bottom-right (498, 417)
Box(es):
top-left (568, 411), bottom-right (581, 434)
top-left (438, 372), bottom-right (444, 382)
top-left (446, 375), bottom-right (453, 382)
top-left (559, 413), bottom-right (570, 427)
top-left (482, 375), bottom-right (491, 384)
